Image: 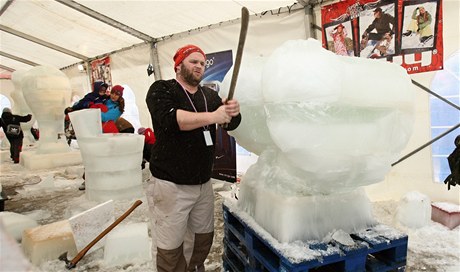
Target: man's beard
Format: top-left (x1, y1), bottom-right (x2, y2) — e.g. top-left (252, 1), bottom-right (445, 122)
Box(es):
top-left (180, 64), bottom-right (202, 86)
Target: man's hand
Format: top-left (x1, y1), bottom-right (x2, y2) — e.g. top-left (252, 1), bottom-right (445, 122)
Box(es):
top-left (222, 98), bottom-right (240, 117)
top-left (215, 99), bottom-right (240, 125)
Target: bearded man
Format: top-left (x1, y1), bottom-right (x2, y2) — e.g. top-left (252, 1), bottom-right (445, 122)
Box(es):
top-left (145, 44), bottom-right (241, 272)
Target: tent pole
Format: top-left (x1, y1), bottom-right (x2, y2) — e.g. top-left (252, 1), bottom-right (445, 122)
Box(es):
top-left (151, 43), bottom-right (162, 80)
top-left (303, 4), bottom-right (316, 39)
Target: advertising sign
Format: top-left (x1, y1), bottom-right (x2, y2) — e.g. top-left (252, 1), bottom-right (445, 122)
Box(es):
top-left (321, 0), bottom-right (443, 74)
top-left (202, 50), bottom-right (238, 183)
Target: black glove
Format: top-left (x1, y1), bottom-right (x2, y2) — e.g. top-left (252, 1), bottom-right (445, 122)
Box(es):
top-left (362, 32), bottom-right (367, 39)
top-left (64, 107), bottom-right (73, 115)
top-left (417, 27), bottom-right (420, 32)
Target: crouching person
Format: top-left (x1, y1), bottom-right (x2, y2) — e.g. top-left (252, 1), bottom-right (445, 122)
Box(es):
top-left (145, 44), bottom-right (241, 271)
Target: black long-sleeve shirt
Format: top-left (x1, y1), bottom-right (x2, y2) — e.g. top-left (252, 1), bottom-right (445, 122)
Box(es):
top-left (146, 79), bottom-right (241, 185)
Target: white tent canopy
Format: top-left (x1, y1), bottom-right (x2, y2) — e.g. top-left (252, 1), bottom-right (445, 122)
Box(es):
top-left (0, 0), bottom-right (301, 74)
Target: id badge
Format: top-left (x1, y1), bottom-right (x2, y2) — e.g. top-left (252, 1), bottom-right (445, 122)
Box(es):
top-left (203, 130), bottom-right (213, 146)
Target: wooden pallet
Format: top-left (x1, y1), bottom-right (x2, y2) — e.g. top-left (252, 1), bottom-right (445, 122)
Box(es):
top-left (222, 203), bottom-right (407, 272)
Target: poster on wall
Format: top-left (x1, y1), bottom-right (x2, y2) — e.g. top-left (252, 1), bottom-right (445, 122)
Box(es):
top-left (201, 50), bottom-right (237, 183)
top-left (90, 56), bottom-right (112, 88)
top-left (321, 0), bottom-right (443, 74)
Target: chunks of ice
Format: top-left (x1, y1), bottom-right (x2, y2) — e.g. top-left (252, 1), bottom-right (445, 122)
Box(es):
top-left (0, 211), bottom-right (38, 241)
top-left (396, 191), bottom-right (431, 228)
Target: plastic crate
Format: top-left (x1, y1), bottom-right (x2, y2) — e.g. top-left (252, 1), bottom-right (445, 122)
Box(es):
top-left (223, 203), bottom-right (407, 272)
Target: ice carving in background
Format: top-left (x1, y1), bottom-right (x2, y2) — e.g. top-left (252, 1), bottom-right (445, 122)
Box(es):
top-left (10, 70), bottom-right (36, 145)
top-left (69, 109), bottom-right (144, 201)
top-left (120, 85), bottom-right (142, 132)
top-left (221, 39), bottom-right (415, 242)
top-left (18, 66), bottom-right (82, 170)
top-left (396, 191), bottom-right (432, 228)
top-left (21, 66), bottom-right (70, 154)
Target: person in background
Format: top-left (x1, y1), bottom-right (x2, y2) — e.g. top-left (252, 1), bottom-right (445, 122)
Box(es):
top-left (328, 24), bottom-right (349, 56)
top-left (90, 84), bottom-right (125, 133)
top-left (145, 44), bottom-right (241, 272)
top-left (138, 127), bottom-right (156, 169)
top-left (64, 81), bottom-right (109, 145)
top-left (65, 81), bottom-right (109, 113)
top-left (444, 135), bottom-right (460, 190)
top-left (402, 6), bottom-right (433, 43)
top-left (361, 7), bottom-right (395, 48)
top-left (0, 108), bottom-right (32, 163)
top-left (116, 117), bottom-right (134, 133)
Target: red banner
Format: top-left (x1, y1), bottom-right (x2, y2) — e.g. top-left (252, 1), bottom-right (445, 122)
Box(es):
top-left (321, 0), bottom-right (443, 74)
top-left (90, 56), bottom-right (112, 88)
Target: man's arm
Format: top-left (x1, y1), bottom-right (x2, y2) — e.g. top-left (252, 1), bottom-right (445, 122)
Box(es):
top-left (176, 100), bottom-right (238, 131)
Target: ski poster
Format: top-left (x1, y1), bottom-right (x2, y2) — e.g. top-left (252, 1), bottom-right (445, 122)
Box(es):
top-left (202, 50), bottom-right (238, 183)
top-left (321, 0), bottom-right (443, 74)
top-left (90, 56), bottom-right (112, 88)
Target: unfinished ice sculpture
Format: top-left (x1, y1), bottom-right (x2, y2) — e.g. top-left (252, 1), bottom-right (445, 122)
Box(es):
top-left (222, 39), bottom-right (415, 242)
top-left (11, 70), bottom-right (36, 144)
top-left (21, 66), bottom-right (71, 154)
top-left (19, 66), bottom-right (82, 169)
top-left (69, 109), bottom-right (144, 201)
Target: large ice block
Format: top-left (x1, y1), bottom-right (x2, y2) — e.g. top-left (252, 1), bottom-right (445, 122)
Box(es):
top-left (0, 211), bottom-right (38, 241)
top-left (68, 109), bottom-right (102, 138)
top-left (228, 39), bottom-right (414, 242)
top-left (0, 221), bottom-right (34, 272)
top-left (21, 220), bottom-right (77, 266)
top-left (239, 170), bottom-right (375, 242)
top-left (69, 110), bottom-right (144, 201)
top-left (103, 223), bottom-right (151, 267)
top-left (396, 191), bottom-right (431, 229)
top-left (69, 200), bottom-right (114, 254)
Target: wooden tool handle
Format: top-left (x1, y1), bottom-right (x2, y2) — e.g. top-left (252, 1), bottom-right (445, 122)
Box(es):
top-left (69, 200), bottom-right (143, 267)
top-left (223, 7), bottom-right (249, 129)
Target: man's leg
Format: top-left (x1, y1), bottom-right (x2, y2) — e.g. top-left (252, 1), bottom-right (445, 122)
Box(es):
top-left (187, 181), bottom-right (215, 271)
top-left (157, 244), bottom-right (187, 272)
top-left (187, 232), bottom-right (214, 272)
top-left (146, 178), bottom-right (197, 272)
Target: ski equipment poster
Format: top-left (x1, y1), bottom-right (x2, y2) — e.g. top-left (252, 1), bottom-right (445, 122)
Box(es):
top-left (321, 0), bottom-right (443, 74)
top-left (202, 50), bottom-right (238, 183)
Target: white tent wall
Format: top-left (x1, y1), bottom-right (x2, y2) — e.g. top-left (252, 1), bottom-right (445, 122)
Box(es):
top-left (62, 65), bottom-right (92, 101)
top-left (155, 9), bottom-right (307, 80)
top-left (110, 43), bottom-right (155, 128)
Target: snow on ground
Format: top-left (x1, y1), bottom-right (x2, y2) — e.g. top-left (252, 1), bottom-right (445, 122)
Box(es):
top-left (0, 151), bottom-right (459, 272)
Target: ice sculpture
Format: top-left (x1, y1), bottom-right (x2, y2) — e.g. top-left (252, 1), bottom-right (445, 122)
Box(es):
top-left (10, 70), bottom-right (36, 144)
top-left (22, 66), bottom-right (70, 154)
top-left (221, 39), bottom-right (415, 242)
top-left (69, 109), bottom-right (144, 201)
top-left (20, 66), bottom-right (82, 169)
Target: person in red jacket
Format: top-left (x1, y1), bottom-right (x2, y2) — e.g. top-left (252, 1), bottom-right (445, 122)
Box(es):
top-left (138, 127), bottom-right (156, 169)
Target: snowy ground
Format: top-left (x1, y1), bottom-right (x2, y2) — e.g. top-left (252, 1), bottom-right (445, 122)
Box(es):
top-left (1, 149), bottom-right (459, 272)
